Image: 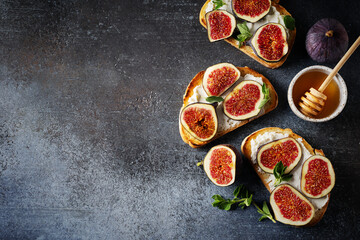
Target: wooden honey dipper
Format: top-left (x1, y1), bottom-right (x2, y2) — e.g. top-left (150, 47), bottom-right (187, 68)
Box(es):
top-left (299, 36), bottom-right (360, 117)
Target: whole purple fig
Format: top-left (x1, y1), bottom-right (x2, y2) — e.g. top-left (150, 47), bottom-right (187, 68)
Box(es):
top-left (306, 18), bottom-right (348, 63)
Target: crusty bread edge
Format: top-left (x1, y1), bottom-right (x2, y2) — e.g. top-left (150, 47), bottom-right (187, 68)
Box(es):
top-left (199, 0), bottom-right (296, 69)
top-left (179, 66), bottom-right (278, 148)
top-left (240, 127), bottom-right (330, 227)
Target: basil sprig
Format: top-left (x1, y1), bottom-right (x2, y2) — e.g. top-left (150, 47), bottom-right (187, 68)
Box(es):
top-left (213, 0), bottom-right (225, 10)
top-left (212, 184), bottom-right (276, 223)
top-left (283, 15), bottom-right (295, 30)
top-left (236, 22), bottom-right (252, 47)
top-left (258, 84), bottom-right (270, 109)
top-left (273, 161), bottom-right (293, 186)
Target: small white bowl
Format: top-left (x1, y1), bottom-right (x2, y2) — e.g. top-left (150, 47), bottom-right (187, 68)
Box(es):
top-left (287, 65), bottom-right (348, 122)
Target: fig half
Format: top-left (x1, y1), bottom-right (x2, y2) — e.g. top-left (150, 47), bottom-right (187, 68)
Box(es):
top-left (223, 81), bottom-right (264, 120)
top-left (202, 63), bottom-right (241, 97)
top-left (301, 155), bottom-right (335, 198)
top-left (251, 23), bottom-right (289, 62)
top-left (270, 184), bottom-right (315, 226)
top-left (180, 103), bottom-right (218, 142)
top-left (232, 0), bottom-right (271, 23)
top-left (200, 144), bottom-right (240, 186)
top-left (205, 10), bottom-right (236, 42)
top-left (257, 137), bottom-right (302, 174)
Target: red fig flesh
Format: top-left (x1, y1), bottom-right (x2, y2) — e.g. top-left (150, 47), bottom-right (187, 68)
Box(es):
top-left (257, 137), bottom-right (302, 174)
top-left (232, 0), bottom-right (271, 23)
top-left (223, 81), bottom-right (264, 120)
top-left (203, 63), bottom-right (240, 97)
top-left (251, 23), bottom-right (288, 62)
top-left (202, 145), bottom-right (240, 186)
top-left (180, 103), bottom-right (218, 142)
top-left (270, 184), bottom-right (315, 226)
top-left (301, 155), bottom-right (335, 198)
top-left (206, 10), bottom-right (236, 42)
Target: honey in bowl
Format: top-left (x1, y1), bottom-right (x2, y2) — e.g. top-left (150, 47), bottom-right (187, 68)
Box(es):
top-left (292, 71), bottom-right (340, 119)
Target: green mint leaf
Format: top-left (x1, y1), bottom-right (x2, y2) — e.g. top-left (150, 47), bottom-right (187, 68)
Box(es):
top-left (236, 22), bottom-right (252, 46)
top-left (284, 15), bottom-right (295, 30)
top-left (237, 22), bottom-right (250, 34)
top-left (258, 215), bottom-right (268, 222)
top-left (213, 0), bottom-right (225, 10)
top-left (257, 209), bottom-right (265, 215)
top-left (224, 204), bottom-right (232, 211)
top-left (262, 201), bottom-right (270, 215)
top-left (274, 178), bottom-right (281, 187)
top-left (263, 83), bottom-right (270, 95)
top-left (258, 84), bottom-right (270, 109)
top-left (274, 161), bottom-right (285, 175)
top-left (273, 161), bottom-right (293, 186)
top-left (282, 174), bottom-right (293, 182)
top-left (273, 163), bottom-right (280, 179)
top-left (244, 194), bottom-right (253, 207)
top-left (212, 194), bottom-right (224, 201)
top-left (219, 201), bottom-right (232, 211)
top-left (258, 98), bottom-right (269, 109)
top-left (233, 185), bottom-right (242, 198)
top-left (217, 201), bottom-right (227, 210)
top-left (212, 201), bottom-right (221, 207)
top-left (206, 96), bottom-right (224, 103)
top-left (237, 34), bottom-right (248, 43)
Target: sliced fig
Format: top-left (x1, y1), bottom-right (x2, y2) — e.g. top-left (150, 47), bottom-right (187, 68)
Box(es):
top-left (201, 144), bottom-right (240, 186)
top-left (205, 10), bottom-right (236, 42)
top-left (270, 184), bottom-right (315, 226)
top-left (301, 155), bottom-right (335, 198)
top-left (180, 103), bottom-right (218, 142)
top-left (203, 63), bottom-right (241, 97)
top-left (223, 80), bottom-right (264, 120)
top-left (251, 23), bottom-right (289, 62)
top-left (232, 0), bottom-right (271, 23)
top-left (257, 137), bottom-right (302, 174)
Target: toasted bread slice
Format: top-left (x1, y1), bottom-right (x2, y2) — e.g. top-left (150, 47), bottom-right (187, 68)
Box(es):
top-left (241, 127), bottom-right (330, 226)
top-left (199, 0), bottom-right (296, 69)
top-left (180, 66), bottom-right (278, 148)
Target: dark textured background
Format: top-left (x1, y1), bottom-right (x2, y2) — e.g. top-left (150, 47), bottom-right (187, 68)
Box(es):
top-left (0, 0), bottom-right (359, 239)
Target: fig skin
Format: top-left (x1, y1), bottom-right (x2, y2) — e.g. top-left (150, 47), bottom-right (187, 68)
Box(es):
top-left (301, 155), bottom-right (335, 199)
top-left (205, 10), bottom-right (236, 42)
top-left (232, 0), bottom-right (271, 23)
top-left (223, 80), bottom-right (264, 120)
top-left (306, 18), bottom-right (349, 63)
top-left (250, 23), bottom-right (288, 62)
top-left (202, 63), bottom-right (241, 97)
top-left (270, 184), bottom-right (315, 226)
top-left (256, 137), bottom-right (302, 174)
top-left (200, 144), bottom-right (242, 187)
top-left (180, 103), bottom-right (218, 142)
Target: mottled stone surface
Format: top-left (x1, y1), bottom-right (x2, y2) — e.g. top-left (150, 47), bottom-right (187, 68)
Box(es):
top-left (0, 0), bottom-right (359, 239)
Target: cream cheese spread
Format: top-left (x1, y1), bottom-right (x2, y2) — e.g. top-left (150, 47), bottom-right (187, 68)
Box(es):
top-left (188, 73), bottom-right (264, 132)
top-left (250, 132), bottom-right (329, 210)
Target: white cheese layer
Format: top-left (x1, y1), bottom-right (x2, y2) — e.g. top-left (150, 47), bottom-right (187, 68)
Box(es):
top-left (205, 0), bottom-right (232, 13)
top-left (250, 132), bottom-right (329, 210)
top-left (188, 74), bottom-right (263, 132)
top-left (245, 6), bottom-right (287, 35)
